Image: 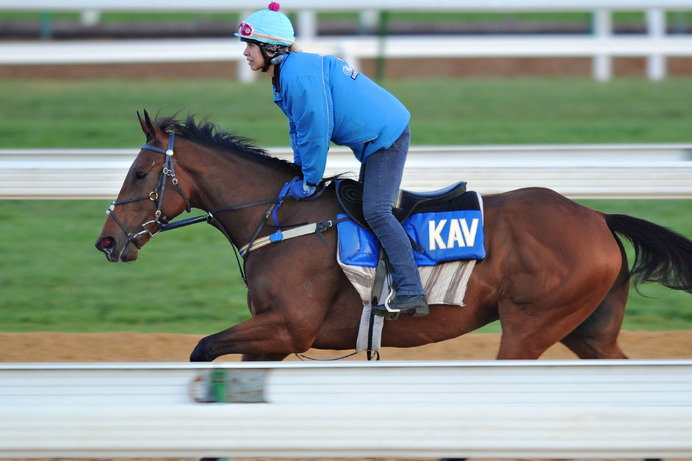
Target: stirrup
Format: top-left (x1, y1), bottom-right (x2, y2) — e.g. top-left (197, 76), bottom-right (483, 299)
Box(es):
top-left (372, 292), bottom-right (400, 320)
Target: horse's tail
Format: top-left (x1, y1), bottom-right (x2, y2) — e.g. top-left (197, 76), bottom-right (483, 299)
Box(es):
top-left (605, 213), bottom-right (692, 294)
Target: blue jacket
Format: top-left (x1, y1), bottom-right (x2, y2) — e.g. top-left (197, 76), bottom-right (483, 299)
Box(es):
top-left (272, 52), bottom-right (411, 186)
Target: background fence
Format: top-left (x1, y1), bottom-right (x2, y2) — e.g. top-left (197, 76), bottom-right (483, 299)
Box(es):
top-left (3, 144), bottom-right (691, 199)
top-left (1, 0), bottom-right (692, 80)
top-left (2, 360), bottom-right (692, 459)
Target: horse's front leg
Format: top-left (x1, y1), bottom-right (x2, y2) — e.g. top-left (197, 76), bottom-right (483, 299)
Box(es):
top-left (190, 309), bottom-right (319, 362)
top-left (241, 352), bottom-right (290, 361)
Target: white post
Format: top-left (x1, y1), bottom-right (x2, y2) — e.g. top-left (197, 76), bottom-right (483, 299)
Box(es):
top-left (592, 9), bottom-right (613, 81)
top-left (646, 8), bottom-right (667, 81)
top-left (358, 10), bottom-right (380, 35)
top-left (339, 41), bottom-right (360, 71)
top-left (237, 58), bottom-right (257, 83)
top-left (298, 10), bottom-right (317, 41)
top-left (80, 10), bottom-right (100, 27)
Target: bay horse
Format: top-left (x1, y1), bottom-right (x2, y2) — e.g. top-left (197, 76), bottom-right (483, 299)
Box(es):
top-left (95, 111), bottom-right (692, 362)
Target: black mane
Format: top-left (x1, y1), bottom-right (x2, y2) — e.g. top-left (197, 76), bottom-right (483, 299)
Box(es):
top-left (155, 114), bottom-right (300, 175)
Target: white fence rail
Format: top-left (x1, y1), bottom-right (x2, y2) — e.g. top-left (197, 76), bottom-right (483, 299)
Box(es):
top-left (5, 0), bottom-right (692, 11)
top-left (2, 144), bottom-right (691, 199)
top-left (1, 360), bottom-right (692, 459)
top-left (1, 0), bottom-right (691, 80)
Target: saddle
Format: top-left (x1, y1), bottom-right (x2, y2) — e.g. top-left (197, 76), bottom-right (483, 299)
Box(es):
top-left (334, 178), bottom-right (484, 331)
top-left (336, 178), bottom-right (469, 230)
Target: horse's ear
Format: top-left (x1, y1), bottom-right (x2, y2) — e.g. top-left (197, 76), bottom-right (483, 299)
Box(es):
top-left (138, 109), bottom-right (164, 141)
top-left (137, 109), bottom-right (154, 139)
top-left (137, 110), bottom-right (151, 138)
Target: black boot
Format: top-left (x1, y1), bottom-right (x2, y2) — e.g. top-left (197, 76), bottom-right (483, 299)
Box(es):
top-left (373, 294), bottom-right (429, 317)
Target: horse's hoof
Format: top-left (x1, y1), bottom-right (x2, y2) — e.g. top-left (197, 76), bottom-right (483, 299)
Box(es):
top-left (189, 338), bottom-right (213, 362)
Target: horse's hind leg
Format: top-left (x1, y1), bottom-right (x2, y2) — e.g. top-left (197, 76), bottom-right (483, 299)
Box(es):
top-left (497, 289), bottom-right (627, 360)
top-left (495, 296), bottom-right (598, 359)
top-left (494, 269), bottom-right (618, 360)
top-left (560, 293), bottom-right (628, 359)
top-left (496, 267), bottom-right (622, 359)
top-left (560, 244), bottom-right (630, 359)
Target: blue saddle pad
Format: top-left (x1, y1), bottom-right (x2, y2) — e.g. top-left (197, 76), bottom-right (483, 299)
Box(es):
top-left (338, 205), bottom-right (485, 268)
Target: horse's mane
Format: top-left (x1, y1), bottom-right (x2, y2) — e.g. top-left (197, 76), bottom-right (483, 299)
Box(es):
top-left (155, 113), bottom-right (300, 175)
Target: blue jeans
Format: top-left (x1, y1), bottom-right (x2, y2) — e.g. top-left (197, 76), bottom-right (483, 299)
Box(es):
top-left (360, 126), bottom-right (424, 296)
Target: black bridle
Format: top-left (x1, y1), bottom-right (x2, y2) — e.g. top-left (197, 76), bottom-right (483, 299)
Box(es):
top-left (105, 131), bottom-right (279, 256)
top-left (105, 131), bottom-right (333, 285)
top-left (106, 131), bottom-right (192, 250)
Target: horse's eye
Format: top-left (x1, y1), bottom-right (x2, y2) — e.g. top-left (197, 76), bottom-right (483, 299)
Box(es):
top-left (135, 171), bottom-right (148, 180)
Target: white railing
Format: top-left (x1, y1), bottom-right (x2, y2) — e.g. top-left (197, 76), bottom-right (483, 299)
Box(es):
top-left (1, 360), bottom-right (692, 459)
top-left (1, 0), bottom-right (691, 80)
top-left (4, 0), bottom-right (692, 10)
top-left (2, 144), bottom-right (691, 199)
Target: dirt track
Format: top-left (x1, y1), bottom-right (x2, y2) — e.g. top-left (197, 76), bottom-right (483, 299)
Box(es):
top-left (3, 329), bottom-right (691, 363)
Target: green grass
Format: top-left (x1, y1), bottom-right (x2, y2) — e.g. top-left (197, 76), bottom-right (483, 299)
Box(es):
top-left (2, 78), bottom-right (692, 148)
top-left (0, 200), bottom-right (249, 334)
top-left (1, 199), bottom-right (690, 334)
top-left (3, 11), bottom-right (690, 25)
top-left (1, 77), bottom-right (691, 334)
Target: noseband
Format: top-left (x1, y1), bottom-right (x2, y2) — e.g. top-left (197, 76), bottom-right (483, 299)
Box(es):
top-left (106, 132), bottom-right (191, 250)
top-left (105, 131), bottom-right (328, 282)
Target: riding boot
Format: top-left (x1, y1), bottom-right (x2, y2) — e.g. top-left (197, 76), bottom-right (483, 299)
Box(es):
top-left (373, 294), bottom-right (429, 317)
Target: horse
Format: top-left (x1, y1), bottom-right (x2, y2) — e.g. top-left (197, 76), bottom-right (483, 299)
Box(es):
top-left (95, 110), bottom-right (692, 362)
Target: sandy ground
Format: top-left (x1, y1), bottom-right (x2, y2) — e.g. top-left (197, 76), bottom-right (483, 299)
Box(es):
top-left (2, 329), bottom-right (692, 362)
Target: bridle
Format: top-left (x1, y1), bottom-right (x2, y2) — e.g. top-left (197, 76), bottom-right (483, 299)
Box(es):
top-left (105, 130), bottom-right (281, 254)
top-left (105, 130), bottom-right (331, 285)
top-left (103, 128), bottom-right (368, 361)
top-left (106, 131), bottom-right (191, 250)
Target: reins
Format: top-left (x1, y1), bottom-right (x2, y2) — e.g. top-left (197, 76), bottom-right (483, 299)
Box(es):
top-left (106, 131), bottom-right (336, 286)
top-left (106, 131), bottom-right (276, 284)
top-left (107, 130), bottom-right (380, 362)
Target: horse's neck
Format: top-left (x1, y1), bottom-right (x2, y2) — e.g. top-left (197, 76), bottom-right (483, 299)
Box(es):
top-left (185, 147), bottom-right (290, 245)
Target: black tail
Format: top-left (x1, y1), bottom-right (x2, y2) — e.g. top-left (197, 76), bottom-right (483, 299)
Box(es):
top-left (605, 214), bottom-right (692, 294)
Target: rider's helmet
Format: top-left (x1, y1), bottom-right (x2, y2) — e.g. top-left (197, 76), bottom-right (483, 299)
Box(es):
top-left (235, 2), bottom-right (295, 47)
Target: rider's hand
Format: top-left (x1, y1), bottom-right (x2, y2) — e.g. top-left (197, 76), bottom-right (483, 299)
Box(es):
top-left (287, 179), bottom-right (316, 201)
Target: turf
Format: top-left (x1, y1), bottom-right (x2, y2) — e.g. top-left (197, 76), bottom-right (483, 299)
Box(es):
top-left (1, 77), bottom-right (691, 333)
top-left (2, 78), bottom-right (692, 148)
top-left (0, 199), bottom-right (690, 334)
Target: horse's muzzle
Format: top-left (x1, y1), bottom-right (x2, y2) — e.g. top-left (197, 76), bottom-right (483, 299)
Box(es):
top-left (95, 235), bottom-right (121, 263)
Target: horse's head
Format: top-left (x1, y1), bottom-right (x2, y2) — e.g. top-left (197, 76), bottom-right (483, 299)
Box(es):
top-left (95, 110), bottom-right (193, 262)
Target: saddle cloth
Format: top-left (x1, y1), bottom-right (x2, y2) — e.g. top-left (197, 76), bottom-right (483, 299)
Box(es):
top-left (339, 254), bottom-right (477, 353)
top-left (335, 187), bottom-right (485, 353)
top-left (338, 250), bottom-right (478, 307)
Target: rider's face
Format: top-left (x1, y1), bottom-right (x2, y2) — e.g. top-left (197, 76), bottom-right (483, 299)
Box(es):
top-left (243, 42), bottom-right (266, 72)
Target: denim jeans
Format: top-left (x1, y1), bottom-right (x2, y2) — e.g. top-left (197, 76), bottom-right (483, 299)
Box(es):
top-left (359, 125), bottom-right (424, 296)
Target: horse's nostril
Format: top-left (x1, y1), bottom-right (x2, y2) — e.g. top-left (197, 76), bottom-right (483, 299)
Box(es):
top-left (99, 237), bottom-right (114, 249)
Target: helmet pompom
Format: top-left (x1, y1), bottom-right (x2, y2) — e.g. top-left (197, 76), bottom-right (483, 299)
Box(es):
top-left (268, 2), bottom-right (281, 12)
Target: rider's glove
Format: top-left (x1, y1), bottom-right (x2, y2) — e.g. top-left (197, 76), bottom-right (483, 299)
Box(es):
top-left (287, 179), bottom-right (317, 201)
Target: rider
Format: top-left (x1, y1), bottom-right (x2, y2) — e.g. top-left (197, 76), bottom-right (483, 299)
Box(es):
top-left (235, 2), bottom-right (428, 317)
